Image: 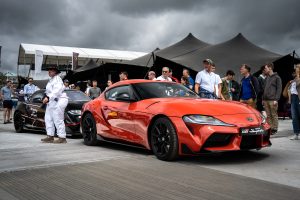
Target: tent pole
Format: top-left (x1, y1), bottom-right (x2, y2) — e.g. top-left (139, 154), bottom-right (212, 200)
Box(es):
top-left (292, 50), bottom-right (295, 68)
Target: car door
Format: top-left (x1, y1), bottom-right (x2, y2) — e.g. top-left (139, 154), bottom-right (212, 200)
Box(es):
top-left (27, 90), bottom-right (46, 128)
top-left (101, 85), bottom-right (140, 142)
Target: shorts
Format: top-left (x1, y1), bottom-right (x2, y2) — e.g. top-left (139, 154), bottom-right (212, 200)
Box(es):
top-left (3, 100), bottom-right (13, 109)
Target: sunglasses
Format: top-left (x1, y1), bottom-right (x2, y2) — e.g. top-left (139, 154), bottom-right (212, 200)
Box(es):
top-left (162, 71), bottom-right (169, 73)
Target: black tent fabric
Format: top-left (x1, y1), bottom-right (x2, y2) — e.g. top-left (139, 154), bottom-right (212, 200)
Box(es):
top-left (74, 59), bottom-right (98, 73)
top-left (126, 33), bottom-right (210, 67)
top-left (170, 33), bottom-right (282, 79)
top-left (122, 48), bottom-right (160, 68)
top-left (156, 33), bottom-right (211, 59)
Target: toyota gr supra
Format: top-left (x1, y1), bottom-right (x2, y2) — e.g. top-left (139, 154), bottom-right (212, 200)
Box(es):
top-left (81, 80), bottom-right (271, 161)
top-left (14, 89), bottom-right (91, 136)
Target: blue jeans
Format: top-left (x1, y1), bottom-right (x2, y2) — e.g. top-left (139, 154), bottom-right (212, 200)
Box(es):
top-left (199, 88), bottom-right (216, 99)
top-left (291, 94), bottom-right (300, 135)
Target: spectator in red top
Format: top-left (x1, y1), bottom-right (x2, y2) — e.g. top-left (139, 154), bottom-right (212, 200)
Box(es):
top-left (169, 68), bottom-right (179, 83)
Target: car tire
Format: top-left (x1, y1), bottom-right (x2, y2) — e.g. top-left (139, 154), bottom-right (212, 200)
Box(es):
top-left (150, 117), bottom-right (178, 161)
top-left (14, 111), bottom-right (24, 133)
top-left (81, 113), bottom-right (99, 146)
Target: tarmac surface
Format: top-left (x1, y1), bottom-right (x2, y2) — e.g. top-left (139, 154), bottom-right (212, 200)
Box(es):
top-left (0, 110), bottom-right (299, 200)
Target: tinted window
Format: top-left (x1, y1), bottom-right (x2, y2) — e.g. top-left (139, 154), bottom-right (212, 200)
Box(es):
top-left (133, 82), bottom-right (198, 100)
top-left (105, 85), bottom-right (131, 101)
top-left (66, 90), bottom-right (91, 101)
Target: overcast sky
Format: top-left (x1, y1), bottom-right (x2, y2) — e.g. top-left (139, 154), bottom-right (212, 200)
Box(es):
top-left (0, 0), bottom-right (299, 75)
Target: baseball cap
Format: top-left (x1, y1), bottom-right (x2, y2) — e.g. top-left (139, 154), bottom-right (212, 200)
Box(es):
top-left (64, 79), bottom-right (69, 83)
top-left (203, 58), bottom-right (214, 65)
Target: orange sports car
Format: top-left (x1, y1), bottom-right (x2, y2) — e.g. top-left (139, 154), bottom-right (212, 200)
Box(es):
top-left (81, 80), bottom-right (271, 161)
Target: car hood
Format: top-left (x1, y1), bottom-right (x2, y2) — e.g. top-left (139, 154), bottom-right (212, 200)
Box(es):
top-left (66, 100), bottom-right (89, 110)
top-left (141, 98), bottom-right (258, 116)
top-left (139, 98), bottom-right (262, 126)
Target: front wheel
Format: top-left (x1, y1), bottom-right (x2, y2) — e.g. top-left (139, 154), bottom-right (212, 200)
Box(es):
top-left (150, 117), bottom-right (178, 161)
top-left (81, 113), bottom-right (99, 146)
top-left (14, 111), bottom-right (25, 133)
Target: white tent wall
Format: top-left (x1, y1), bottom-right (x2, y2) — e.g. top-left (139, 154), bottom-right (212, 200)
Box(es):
top-left (17, 43), bottom-right (147, 78)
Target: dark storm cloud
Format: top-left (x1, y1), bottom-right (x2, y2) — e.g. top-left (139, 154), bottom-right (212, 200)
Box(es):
top-left (0, 0), bottom-right (300, 75)
top-left (108, 0), bottom-right (204, 16)
top-left (0, 0), bottom-right (70, 39)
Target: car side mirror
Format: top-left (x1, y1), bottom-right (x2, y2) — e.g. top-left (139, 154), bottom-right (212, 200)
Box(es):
top-left (32, 97), bottom-right (43, 103)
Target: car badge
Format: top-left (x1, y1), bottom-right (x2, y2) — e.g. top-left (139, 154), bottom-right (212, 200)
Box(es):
top-left (246, 117), bottom-right (254, 122)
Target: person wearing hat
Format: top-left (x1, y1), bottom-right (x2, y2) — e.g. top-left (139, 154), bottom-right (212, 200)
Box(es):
top-left (63, 79), bottom-right (70, 90)
top-left (194, 59), bottom-right (221, 99)
top-left (41, 66), bottom-right (68, 143)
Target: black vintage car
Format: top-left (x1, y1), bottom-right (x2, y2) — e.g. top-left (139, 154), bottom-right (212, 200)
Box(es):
top-left (13, 89), bottom-right (91, 136)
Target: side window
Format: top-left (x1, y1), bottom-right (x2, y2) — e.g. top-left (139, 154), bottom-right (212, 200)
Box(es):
top-left (105, 85), bottom-right (131, 101)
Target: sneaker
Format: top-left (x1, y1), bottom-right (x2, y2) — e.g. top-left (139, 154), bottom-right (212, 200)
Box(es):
top-left (290, 135), bottom-right (299, 140)
top-left (41, 136), bottom-right (54, 143)
top-left (53, 138), bottom-right (67, 144)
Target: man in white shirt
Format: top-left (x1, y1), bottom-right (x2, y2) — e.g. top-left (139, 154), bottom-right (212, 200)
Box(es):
top-left (194, 59), bottom-right (221, 99)
top-left (211, 64), bottom-right (222, 98)
top-left (156, 67), bottom-right (172, 81)
top-left (24, 78), bottom-right (37, 101)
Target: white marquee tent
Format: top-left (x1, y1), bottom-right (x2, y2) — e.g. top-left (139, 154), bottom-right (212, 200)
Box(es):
top-left (18, 43), bottom-right (147, 70)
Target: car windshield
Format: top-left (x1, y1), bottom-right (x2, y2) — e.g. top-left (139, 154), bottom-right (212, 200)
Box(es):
top-left (65, 90), bottom-right (91, 101)
top-left (133, 82), bottom-right (199, 100)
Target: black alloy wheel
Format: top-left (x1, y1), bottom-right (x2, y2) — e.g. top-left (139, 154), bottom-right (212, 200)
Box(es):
top-left (150, 117), bottom-right (178, 161)
top-left (81, 113), bottom-right (99, 146)
top-left (14, 111), bottom-right (24, 133)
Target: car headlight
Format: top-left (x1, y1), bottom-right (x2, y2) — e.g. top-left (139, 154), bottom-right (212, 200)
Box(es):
top-left (183, 115), bottom-right (235, 126)
top-left (68, 110), bottom-right (82, 115)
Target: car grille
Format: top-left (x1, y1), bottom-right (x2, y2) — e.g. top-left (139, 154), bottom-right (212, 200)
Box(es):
top-left (240, 135), bottom-right (259, 149)
top-left (203, 133), bottom-right (233, 148)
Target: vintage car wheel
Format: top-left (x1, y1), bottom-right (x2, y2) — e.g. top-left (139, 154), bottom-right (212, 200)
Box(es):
top-left (150, 117), bottom-right (178, 161)
top-left (14, 111), bottom-right (24, 133)
top-left (81, 113), bottom-right (99, 146)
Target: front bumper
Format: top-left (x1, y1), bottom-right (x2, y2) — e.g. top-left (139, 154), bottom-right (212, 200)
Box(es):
top-left (169, 117), bottom-right (271, 155)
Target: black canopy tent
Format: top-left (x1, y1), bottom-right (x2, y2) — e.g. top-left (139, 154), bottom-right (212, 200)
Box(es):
top-left (121, 33), bottom-right (211, 79)
top-left (170, 33), bottom-right (282, 80)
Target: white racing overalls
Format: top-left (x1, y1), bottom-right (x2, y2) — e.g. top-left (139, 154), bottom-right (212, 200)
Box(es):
top-left (45, 75), bottom-right (68, 138)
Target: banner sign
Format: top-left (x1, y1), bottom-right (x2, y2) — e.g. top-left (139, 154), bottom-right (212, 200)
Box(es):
top-left (72, 52), bottom-right (79, 70)
top-left (35, 50), bottom-right (43, 75)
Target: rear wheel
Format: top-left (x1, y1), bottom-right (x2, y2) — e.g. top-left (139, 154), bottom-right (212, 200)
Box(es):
top-left (150, 117), bottom-right (178, 161)
top-left (81, 113), bottom-right (99, 146)
top-left (14, 111), bottom-right (24, 133)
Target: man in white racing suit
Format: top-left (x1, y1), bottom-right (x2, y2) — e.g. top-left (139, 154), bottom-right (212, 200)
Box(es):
top-left (41, 66), bottom-right (68, 143)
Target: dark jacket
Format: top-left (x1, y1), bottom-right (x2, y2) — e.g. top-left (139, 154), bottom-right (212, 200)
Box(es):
top-left (239, 75), bottom-right (260, 100)
top-left (262, 72), bottom-right (282, 101)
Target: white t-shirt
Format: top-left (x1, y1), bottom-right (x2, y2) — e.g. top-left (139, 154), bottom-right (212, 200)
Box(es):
top-left (156, 75), bottom-right (172, 82)
top-left (195, 69), bottom-right (221, 93)
top-left (215, 74), bottom-right (222, 97)
top-left (290, 81), bottom-right (298, 95)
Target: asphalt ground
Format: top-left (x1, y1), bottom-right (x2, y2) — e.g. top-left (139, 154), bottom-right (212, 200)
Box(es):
top-left (0, 110), bottom-right (299, 200)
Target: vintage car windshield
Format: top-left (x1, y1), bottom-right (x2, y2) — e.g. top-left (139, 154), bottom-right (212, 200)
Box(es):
top-left (65, 90), bottom-right (91, 101)
top-left (133, 82), bottom-right (199, 100)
